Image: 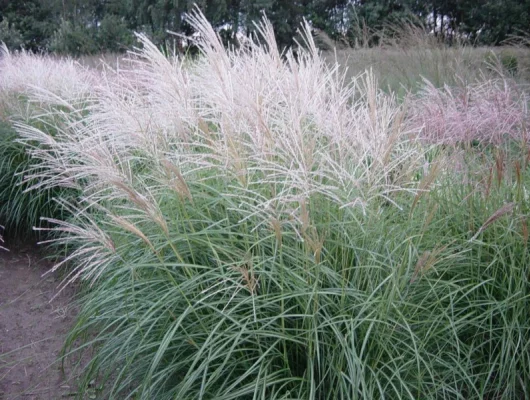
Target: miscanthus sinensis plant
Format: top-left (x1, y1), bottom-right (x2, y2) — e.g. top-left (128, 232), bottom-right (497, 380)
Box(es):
top-left (0, 43), bottom-right (95, 105)
top-left (5, 10), bottom-right (530, 399)
top-left (0, 44), bottom-right (96, 236)
top-left (408, 76), bottom-right (529, 145)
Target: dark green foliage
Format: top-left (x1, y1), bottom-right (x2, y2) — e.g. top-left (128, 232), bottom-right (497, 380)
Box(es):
top-left (50, 20), bottom-right (99, 55)
top-left (455, 0), bottom-right (530, 44)
top-left (0, 19), bottom-right (24, 49)
top-left (97, 15), bottom-right (134, 53)
top-left (0, 0), bottom-right (58, 51)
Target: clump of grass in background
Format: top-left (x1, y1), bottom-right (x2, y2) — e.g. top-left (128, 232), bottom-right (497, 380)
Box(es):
top-left (0, 45), bottom-right (94, 238)
top-left (0, 43), bottom-right (95, 103)
top-left (1, 9), bottom-right (530, 399)
top-left (408, 76), bottom-right (529, 145)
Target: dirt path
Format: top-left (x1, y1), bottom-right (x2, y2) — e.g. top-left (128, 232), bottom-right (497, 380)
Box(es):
top-left (0, 244), bottom-right (78, 400)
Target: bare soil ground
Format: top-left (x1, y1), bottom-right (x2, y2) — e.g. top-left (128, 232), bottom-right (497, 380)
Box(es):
top-left (0, 243), bottom-right (78, 400)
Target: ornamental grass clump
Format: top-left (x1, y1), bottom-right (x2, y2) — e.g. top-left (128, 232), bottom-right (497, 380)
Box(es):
top-left (2, 9), bottom-right (530, 399)
top-left (408, 76), bottom-right (529, 145)
top-left (0, 45), bottom-right (95, 237)
top-left (0, 43), bottom-right (95, 104)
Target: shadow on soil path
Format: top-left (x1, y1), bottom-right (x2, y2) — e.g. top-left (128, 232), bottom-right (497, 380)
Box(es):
top-left (0, 244), bottom-right (78, 400)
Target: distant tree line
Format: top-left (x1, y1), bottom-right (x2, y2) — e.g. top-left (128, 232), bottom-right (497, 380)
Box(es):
top-left (0, 0), bottom-right (529, 54)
